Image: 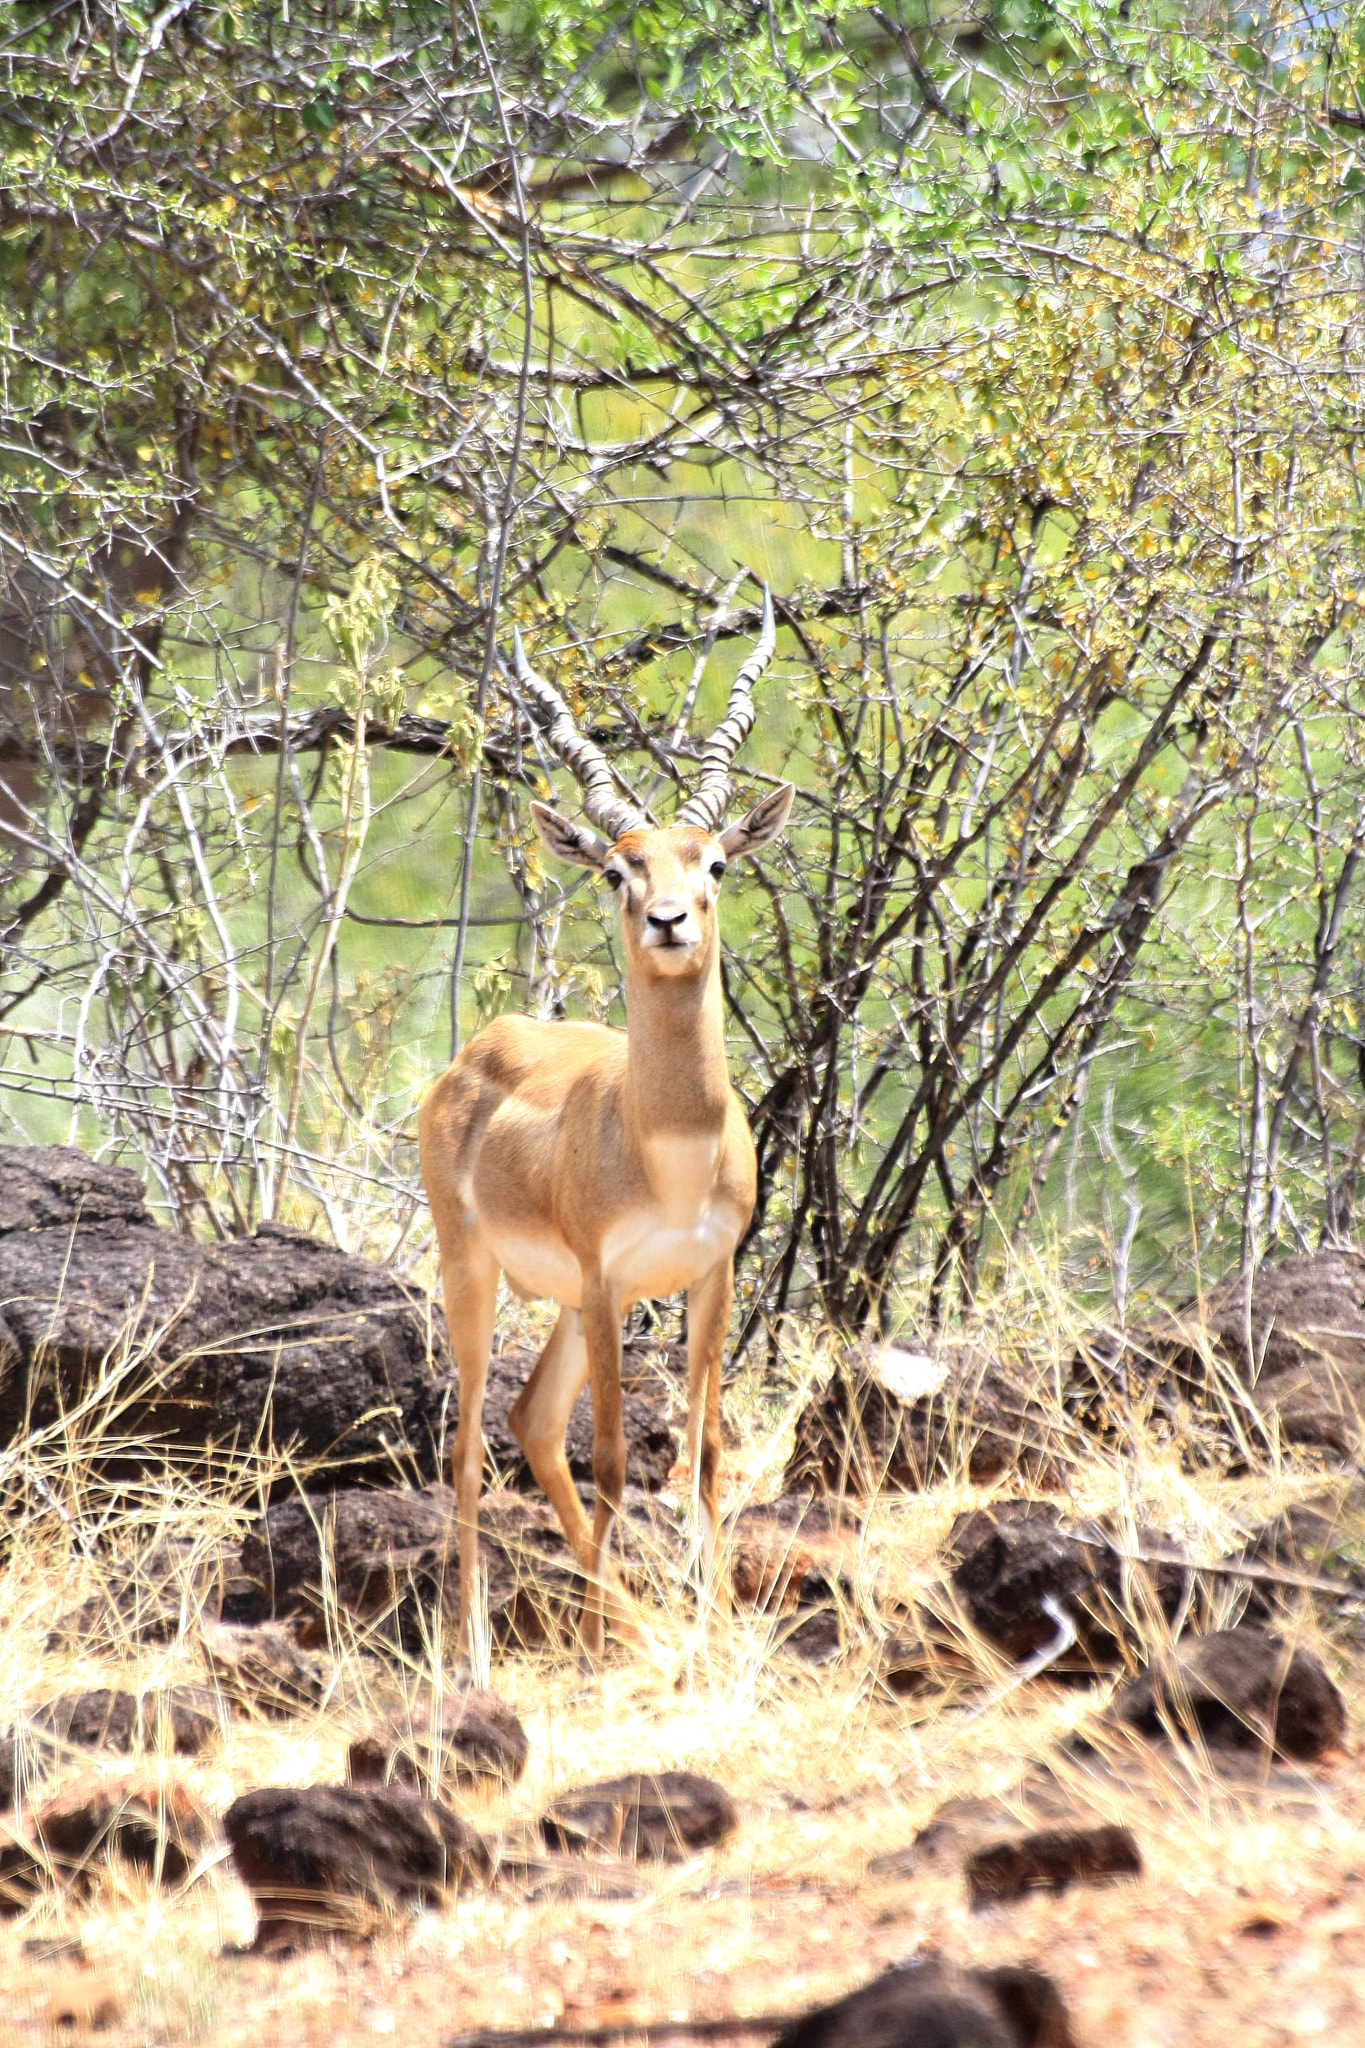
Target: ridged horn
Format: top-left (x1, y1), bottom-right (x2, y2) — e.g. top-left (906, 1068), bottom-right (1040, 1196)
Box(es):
top-left (512, 627), bottom-right (648, 842)
top-left (677, 586), bottom-right (776, 830)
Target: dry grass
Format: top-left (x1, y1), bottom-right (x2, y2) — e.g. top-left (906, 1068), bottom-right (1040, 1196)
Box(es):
top-left (1, 1270), bottom-right (1363, 2048)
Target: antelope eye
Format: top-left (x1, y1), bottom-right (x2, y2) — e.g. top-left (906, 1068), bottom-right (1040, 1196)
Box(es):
top-left (709, 861), bottom-right (726, 881)
top-left (603, 868), bottom-right (624, 890)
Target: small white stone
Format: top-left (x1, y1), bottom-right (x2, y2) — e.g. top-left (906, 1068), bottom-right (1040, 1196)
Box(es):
top-left (869, 1346), bottom-right (947, 1404)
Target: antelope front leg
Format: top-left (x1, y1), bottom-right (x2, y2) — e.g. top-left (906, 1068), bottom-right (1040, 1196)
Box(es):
top-left (442, 1248), bottom-right (499, 1659)
top-left (686, 1258), bottom-right (733, 1620)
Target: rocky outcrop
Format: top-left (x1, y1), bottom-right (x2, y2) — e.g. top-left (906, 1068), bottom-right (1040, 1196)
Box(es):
top-left (786, 1337), bottom-right (1069, 1496)
top-left (965, 1823), bottom-right (1142, 1907)
top-left (1, 1688), bottom-right (220, 1808)
top-left (199, 1622), bottom-right (333, 1719)
top-left (723, 1494), bottom-right (865, 1666)
top-left (869, 1772), bottom-right (1141, 1910)
top-left (0, 1147), bottom-right (450, 1485)
top-left (726, 1495), bottom-right (862, 1610)
top-left (1072, 1249), bottom-right (1365, 1461)
top-left (45, 1537), bottom-right (265, 1649)
top-left (0, 1146), bottom-right (152, 1234)
top-left (27, 1687), bottom-right (217, 1759)
top-left (946, 1500), bottom-right (1193, 1673)
top-left (1231, 1483), bottom-right (1365, 1624)
top-left (872, 1500), bottom-right (1197, 1693)
top-left (0, 1145), bottom-right (680, 1494)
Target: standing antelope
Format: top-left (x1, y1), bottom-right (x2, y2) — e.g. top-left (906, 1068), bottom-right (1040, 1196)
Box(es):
top-left (419, 597), bottom-right (793, 1655)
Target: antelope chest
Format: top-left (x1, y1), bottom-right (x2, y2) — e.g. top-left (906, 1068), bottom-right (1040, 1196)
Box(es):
top-left (600, 1133), bottom-right (734, 1301)
top-left (483, 1135), bottom-right (736, 1307)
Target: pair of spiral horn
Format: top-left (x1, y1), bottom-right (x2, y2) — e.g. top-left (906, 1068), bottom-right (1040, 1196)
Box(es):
top-left (510, 588), bottom-right (776, 840)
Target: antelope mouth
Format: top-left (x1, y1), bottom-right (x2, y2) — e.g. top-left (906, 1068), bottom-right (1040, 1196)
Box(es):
top-left (642, 930), bottom-right (702, 969)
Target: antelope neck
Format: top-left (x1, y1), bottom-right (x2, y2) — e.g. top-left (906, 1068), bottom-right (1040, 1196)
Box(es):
top-left (622, 940), bottom-right (730, 1139)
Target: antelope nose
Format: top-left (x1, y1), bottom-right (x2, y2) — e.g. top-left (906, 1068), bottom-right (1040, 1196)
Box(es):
top-left (646, 903), bottom-right (688, 935)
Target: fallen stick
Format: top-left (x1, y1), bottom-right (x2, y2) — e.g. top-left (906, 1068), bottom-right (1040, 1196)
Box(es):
top-left (1069, 1533), bottom-right (1365, 1603)
top-left (446, 2019), bottom-right (787, 2048)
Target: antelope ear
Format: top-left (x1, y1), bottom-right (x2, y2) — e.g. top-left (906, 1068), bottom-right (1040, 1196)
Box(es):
top-left (719, 782), bottom-right (795, 857)
top-left (530, 800), bottom-right (611, 870)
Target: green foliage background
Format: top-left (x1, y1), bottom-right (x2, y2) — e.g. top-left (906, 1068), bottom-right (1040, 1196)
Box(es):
top-left (5, 0), bottom-right (1365, 1334)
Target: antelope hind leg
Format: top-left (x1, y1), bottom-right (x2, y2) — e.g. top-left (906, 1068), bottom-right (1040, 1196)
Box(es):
top-left (509, 1305), bottom-right (655, 1660)
top-left (506, 1307), bottom-right (595, 1564)
top-left (578, 1284), bottom-right (660, 1660)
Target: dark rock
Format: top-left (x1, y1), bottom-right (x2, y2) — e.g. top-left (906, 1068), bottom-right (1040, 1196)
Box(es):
top-left (897, 1795), bottom-right (1035, 1875)
top-left (881, 1770), bottom-right (1111, 1881)
top-left (769, 1958), bottom-right (1076, 2048)
top-left (0, 1153), bottom-right (452, 1486)
top-left (157, 1686), bottom-right (223, 1755)
top-left (29, 1689), bottom-right (140, 1754)
top-left (20, 1934), bottom-right (86, 1962)
top-left (200, 1621), bottom-right (332, 1719)
top-left (948, 1500), bottom-right (1192, 1673)
top-left (347, 1688), bottom-right (528, 1792)
top-left (726, 1495), bottom-right (862, 1611)
top-left (1072, 1249), bottom-right (1365, 1462)
top-left (777, 1607), bottom-right (845, 1665)
top-left (0, 1829), bottom-right (42, 1914)
top-left (220, 1570), bottom-right (269, 1624)
top-left (223, 1783), bottom-right (490, 1948)
top-left (240, 1484), bottom-right (581, 1650)
top-left (966, 1823), bottom-right (1142, 1906)
top-left (785, 1337), bottom-right (1069, 1497)
top-left (878, 1626), bottom-right (979, 1699)
top-left (46, 1589), bottom-right (184, 1653)
top-left (0, 1687), bottom-right (220, 1801)
top-left (0, 1145), bottom-right (151, 1234)
top-left (1232, 1485), bottom-right (1365, 1623)
top-left (46, 1538), bottom-right (265, 1650)
top-left (0, 1776), bottom-right (212, 1911)
top-left (540, 1770), bottom-right (737, 1862)
top-left (242, 1486), bottom-right (454, 1615)
top-left (26, 1686), bottom-right (215, 1759)
top-left (1111, 1627), bottom-right (1347, 1762)
top-left (38, 1776), bottom-right (212, 1884)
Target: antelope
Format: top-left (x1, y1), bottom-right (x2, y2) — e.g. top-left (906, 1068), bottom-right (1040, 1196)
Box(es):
top-left (419, 597), bottom-right (793, 1656)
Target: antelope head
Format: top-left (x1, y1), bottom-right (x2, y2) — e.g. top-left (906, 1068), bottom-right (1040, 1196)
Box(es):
top-left (513, 592), bottom-right (795, 984)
